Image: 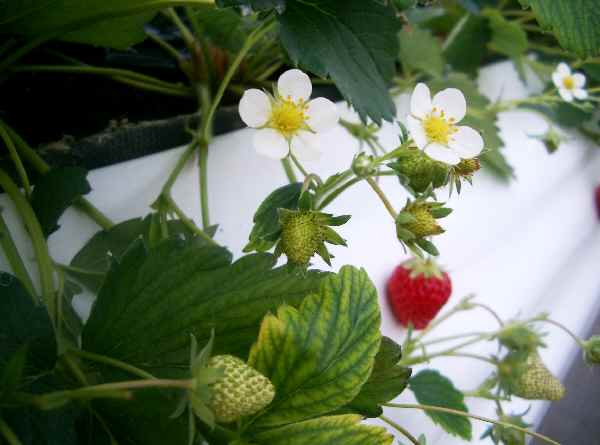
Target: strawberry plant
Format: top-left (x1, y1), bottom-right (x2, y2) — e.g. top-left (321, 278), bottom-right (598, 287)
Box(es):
top-left (1, 1), bottom-right (599, 445)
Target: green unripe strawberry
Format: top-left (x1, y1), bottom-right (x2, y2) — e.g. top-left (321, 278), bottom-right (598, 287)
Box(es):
top-left (505, 352), bottom-right (565, 401)
top-left (277, 209), bottom-right (349, 266)
top-left (207, 355), bottom-right (275, 423)
top-left (389, 147), bottom-right (449, 193)
top-left (583, 335), bottom-right (600, 365)
top-left (403, 202), bottom-right (445, 238)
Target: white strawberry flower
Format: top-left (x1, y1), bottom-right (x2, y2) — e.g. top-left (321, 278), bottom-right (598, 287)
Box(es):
top-left (406, 83), bottom-right (484, 166)
top-left (552, 62), bottom-right (587, 102)
top-left (238, 69), bottom-right (338, 160)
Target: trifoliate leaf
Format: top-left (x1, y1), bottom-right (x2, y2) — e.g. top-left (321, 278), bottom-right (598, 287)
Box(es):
top-left (398, 26), bottom-right (445, 77)
top-left (519, 0), bottom-right (600, 58)
top-left (409, 370), bottom-right (472, 440)
top-left (248, 266), bottom-right (381, 427)
top-left (278, 0), bottom-right (400, 123)
top-left (82, 239), bottom-right (327, 364)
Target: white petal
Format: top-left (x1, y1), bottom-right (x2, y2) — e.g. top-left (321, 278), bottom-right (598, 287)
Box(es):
top-left (239, 89), bottom-right (271, 128)
top-left (572, 73), bottom-right (586, 88)
top-left (432, 88), bottom-right (466, 122)
top-left (557, 62), bottom-right (571, 77)
top-left (552, 71), bottom-right (564, 89)
top-left (277, 69), bottom-right (312, 102)
top-left (449, 126), bottom-right (484, 158)
top-left (253, 129), bottom-right (289, 159)
top-left (573, 88), bottom-right (588, 100)
top-left (425, 142), bottom-right (461, 165)
top-left (410, 83), bottom-right (432, 118)
top-left (406, 115), bottom-right (427, 150)
top-left (290, 131), bottom-right (321, 161)
top-left (306, 97), bottom-right (338, 132)
top-left (558, 88), bottom-right (574, 102)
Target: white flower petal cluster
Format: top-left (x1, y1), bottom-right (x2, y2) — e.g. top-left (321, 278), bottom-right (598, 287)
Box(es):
top-left (407, 83), bottom-right (484, 165)
top-left (552, 62), bottom-right (587, 102)
top-left (238, 69), bottom-right (338, 160)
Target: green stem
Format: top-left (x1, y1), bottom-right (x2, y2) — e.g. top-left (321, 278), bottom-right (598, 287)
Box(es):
top-left (0, 417), bottom-right (22, 445)
top-left (3, 123), bottom-right (114, 229)
top-left (413, 306), bottom-right (464, 342)
top-left (289, 153), bottom-right (309, 178)
top-left (0, 169), bottom-right (55, 323)
top-left (401, 334), bottom-right (492, 366)
top-left (197, 85), bottom-right (212, 230)
top-left (384, 403), bottom-right (560, 445)
top-left (0, 211), bottom-right (36, 298)
top-left (164, 8), bottom-right (196, 49)
top-left (366, 177), bottom-right (397, 219)
top-left (146, 31), bottom-right (185, 62)
top-left (379, 415), bottom-right (419, 445)
top-left (442, 352), bottom-right (497, 364)
top-left (0, 124), bottom-right (31, 197)
top-left (69, 349), bottom-right (157, 380)
top-left (281, 158), bottom-right (298, 183)
top-left (421, 331), bottom-right (491, 347)
top-left (165, 195), bottom-right (217, 245)
top-left (471, 303), bottom-right (504, 326)
top-left (534, 317), bottom-right (585, 348)
top-left (161, 141), bottom-right (198, 196)
top-left (111, 76), bottom-right (193, 98)
top-left (317, 171), bottom-right (395, 210)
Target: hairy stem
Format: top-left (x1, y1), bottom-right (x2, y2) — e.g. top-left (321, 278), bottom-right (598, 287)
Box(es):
top-left (281, 158), bottom-right (298, 183)
top-left (0, 169), bottom-right (55, 323)
top-left (69, 349), bottom-right (157, 380)
top-left (535, 317), bottom-right (585, 348)
top-left (0, 211), bottom-right (36, 298)
top-left (384, 403), bottom-right (560, 445)
top-left (366, 177), bottom-right (397, 219)
top-left (379, 415), bottom-right (420, 445)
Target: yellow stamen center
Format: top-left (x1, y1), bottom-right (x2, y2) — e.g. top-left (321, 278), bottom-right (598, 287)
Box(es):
top-left (270, 98), bottom-right (307, 137)
top-left (562, 76), bottom-right (575, 90)
top-left (423, 111), bottom-right (456, 145)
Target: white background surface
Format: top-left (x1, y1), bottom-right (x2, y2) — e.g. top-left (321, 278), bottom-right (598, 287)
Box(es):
top-left (1, 61), bottom-right (599, 443)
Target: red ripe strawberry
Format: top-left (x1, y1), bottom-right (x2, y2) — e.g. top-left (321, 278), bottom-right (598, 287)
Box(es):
top-left (386, 257), bottom-right (451, 329)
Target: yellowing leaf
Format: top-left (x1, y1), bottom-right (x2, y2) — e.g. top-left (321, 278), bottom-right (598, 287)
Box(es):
top-left (248, 266), bottom-right (381, 427)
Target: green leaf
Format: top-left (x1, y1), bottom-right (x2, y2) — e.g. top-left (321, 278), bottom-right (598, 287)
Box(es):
top-left (190, 4), bottom-right (249, 52)
top-left (82, 239), bottom-right (326, 365)
top-left (251, 414), bottom-right (394, 445)
top-left (409, 370), bottom-right (472, 440)
top-left (244, 182), bottom-right (302, 253)
top-left (30, 166), bottom-right (91, 237)
top-left (480, 148), bottom-right (514, 181)
top-left (68, 215), bottom-right (214, 292)
top-left (398, 26), bottom-right (445, 77)
top-left (248, 266), bottom-right (381, 427)
top-left (519, 0), bottom-right (600, 58)
top-left (483, 9), bottom-right (528, 59)
top-left (343, 337), bottom-right (412, 417)
top-left (444, 15), bottom-right (491, 76)
top-left (278, 0), bottom-right (400, 123)
top-left (0, 273), bottom-right (57, 374)
top-left (0, 0), bottom-right (161, 50)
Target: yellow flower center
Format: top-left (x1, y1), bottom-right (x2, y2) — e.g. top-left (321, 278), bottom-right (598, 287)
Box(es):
top-left (423, 111), bottom-right (456, 145)
top-left (270, 98), bottom-right (307, 137)
top-left (562, 76), bottom-right (575, 90)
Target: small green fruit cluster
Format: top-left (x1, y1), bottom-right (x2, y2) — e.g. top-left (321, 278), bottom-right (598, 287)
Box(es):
top-left (388, 147), bottom-right (449, 194)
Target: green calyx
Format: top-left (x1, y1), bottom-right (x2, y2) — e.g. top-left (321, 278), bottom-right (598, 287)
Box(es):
top-left (530, 127), bottom-right (567, 154)
top-left (583, 335), bottom-right (600, 365)
top-left (207, 355), bottom-right (275, 424)
top-left (388, 147), bottom-right (449, 194)
top-left (277, 209), bottom-right (350, 266)
top-left (352, 152), bottom-right (378, 178)
top-left (499, 351), bottom-right (565, 401)
top-left (482, 412), bottom-right (530, 445)
top-left (496, 322), bottom-right (545, 353)
top-left (395, 199), bottom-right (451, 257)
top-left (403, 256), bottom-right (445, 279)
top-left (453, 158), bottom-right (481, 177)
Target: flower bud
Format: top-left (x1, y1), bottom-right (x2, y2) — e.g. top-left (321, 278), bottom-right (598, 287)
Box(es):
top-left (583, 335), bottom-right (600, 365)
top-left (352, 152), bottom-right (377, 178)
